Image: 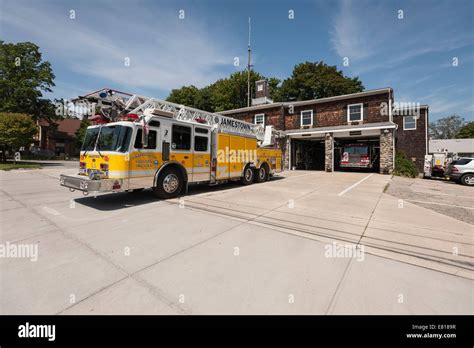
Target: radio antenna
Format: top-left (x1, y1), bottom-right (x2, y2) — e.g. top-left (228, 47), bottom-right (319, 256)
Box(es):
top-left (247, 17), bottom-right (252, 107)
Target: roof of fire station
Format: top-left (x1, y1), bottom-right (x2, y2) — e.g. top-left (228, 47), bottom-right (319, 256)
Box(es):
top-left (219, 87), bottom-right (394, 115)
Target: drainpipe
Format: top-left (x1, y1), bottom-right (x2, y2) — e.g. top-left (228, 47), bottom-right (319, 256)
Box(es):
top-left (425, 107), bottom-right (429, 155)
top-left (388, 89), bottom-right (393, 123)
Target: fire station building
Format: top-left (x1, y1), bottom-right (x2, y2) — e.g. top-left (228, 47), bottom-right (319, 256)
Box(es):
top-left (221, 80), bottom-right (429, 174)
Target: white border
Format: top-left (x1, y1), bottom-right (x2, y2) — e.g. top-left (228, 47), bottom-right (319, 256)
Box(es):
top-left (286, 124), bottom-right (396, 136)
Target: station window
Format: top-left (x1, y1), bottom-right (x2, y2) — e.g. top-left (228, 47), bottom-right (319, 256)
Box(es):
top-left (403, 116), bottom-right (417, 130)
top-left (255, 113), bottom-right (265, 126)
top-left (347, 103), bottom-right (363, 122)
top-left (134, 129), bottom-right (157, 149)
top-left (301, 110), bottom-right (313, 127)
top-left (172, 125), bottom-right (191, 151)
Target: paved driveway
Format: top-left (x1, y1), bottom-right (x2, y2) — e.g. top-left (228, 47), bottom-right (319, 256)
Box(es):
top-left (0, 167), bottom-right (472, 314)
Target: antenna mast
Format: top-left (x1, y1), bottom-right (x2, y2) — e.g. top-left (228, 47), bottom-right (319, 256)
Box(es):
top-left (247, 17), bottom-right (252, 107)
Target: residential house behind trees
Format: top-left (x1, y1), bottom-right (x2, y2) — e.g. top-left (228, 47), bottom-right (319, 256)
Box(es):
top-left (35, 118), bottom-right (82, 157)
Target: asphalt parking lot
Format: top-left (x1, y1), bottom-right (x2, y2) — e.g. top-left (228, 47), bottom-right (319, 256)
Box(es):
top-left (0, 165), bottom-right (472, 314)
top-left (386, 176), bottom-right (474, 224)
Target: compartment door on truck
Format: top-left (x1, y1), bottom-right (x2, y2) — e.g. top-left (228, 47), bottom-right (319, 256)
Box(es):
top-left (230, 135), bottom-right (245, 178)
top-left (217, 133), bottom-right (230, 180)
top-left (192, 126), bottom-right (211, 182)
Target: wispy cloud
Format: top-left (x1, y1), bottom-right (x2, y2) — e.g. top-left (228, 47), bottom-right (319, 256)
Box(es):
top-left (330, 0), bottom-right (474, 75)
top-left (1, 1), bottom-right (237, 98)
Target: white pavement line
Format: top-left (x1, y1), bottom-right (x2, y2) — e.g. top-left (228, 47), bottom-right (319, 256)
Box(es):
top-left (337, 174), bottom-right (374, 196)
top-left (405, 199), bottom-right (474, 210)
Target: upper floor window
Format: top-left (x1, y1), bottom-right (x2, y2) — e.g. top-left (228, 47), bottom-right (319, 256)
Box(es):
top-left (255, 113), bottom-right (265, 126)
top-left (301, 110), bottom-right (313, 127)
top-left (347, 103), bottom-right (363, 122)
top-left (403, 116), bottom-right (417, 130)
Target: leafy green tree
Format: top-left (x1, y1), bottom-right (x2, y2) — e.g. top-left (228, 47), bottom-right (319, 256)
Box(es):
top-left (167, 85), bottom-right (200, 108)
top-left (0, 41), bottom-right (56, 121)
top-left (429, 115), bottom-right (466, 139)
top-left (0, 112), bottom-right (37, 162)
top-left (166, 71), bottom-right (279, 112)
top-left (273, 61), bottom-right (364, 102)
top-left (194, 85), bottom-right (215, 112)
top-left (455, 121), bottom-right (474, 139)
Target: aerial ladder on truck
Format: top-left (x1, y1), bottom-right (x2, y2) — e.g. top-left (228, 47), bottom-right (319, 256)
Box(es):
top-left (60, 88), bottom-right (283, 198)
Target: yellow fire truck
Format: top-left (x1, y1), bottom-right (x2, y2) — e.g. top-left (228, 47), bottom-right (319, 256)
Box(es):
top-left (60, 89), bottom-right (283, 198)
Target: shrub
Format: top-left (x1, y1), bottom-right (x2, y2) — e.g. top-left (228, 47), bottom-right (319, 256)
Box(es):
top-left (393, 152), bottom-right (418, 178)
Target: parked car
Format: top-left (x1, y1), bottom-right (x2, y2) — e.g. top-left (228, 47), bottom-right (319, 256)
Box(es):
top-left (446, 158), bottom-right (474, 186)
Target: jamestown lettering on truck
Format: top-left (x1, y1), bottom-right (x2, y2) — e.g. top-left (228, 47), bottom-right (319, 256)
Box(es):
top-left (60, 89), bottom-right (283, 199)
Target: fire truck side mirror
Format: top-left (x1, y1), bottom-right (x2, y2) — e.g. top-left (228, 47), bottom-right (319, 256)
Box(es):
top-left (162, 142), bottom-right (170, 161)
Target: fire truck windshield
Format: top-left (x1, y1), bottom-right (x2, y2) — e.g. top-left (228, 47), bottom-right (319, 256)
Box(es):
top-left (82, 125), bottom-right (132, 153)
top-left (344, 146), bottom-right (368, 155)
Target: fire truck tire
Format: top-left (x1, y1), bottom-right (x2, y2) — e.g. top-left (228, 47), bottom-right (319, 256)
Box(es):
top-left (241, 165), bottom-right (254, 185)
top-left (254, 163), bottom-right (269, 183)
top-left (153, 167), bottom-right (183, 199)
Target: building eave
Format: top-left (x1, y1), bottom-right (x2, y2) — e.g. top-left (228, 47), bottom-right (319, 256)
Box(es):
top-left (219, 87), bottom-right (393, 115)
top-left (285, 122), bottom-right (397, 136)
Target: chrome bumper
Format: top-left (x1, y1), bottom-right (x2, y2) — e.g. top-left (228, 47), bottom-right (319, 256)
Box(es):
top-left (60, 174), bottom-right (125, 193)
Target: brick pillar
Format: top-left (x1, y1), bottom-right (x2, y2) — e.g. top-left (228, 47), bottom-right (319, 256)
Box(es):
top-left (325, 133), bottom-right (333, 172)
top-left (380, 129), bottom-right (394, 174)
top-left (284, 137), bottom-right (291, 170)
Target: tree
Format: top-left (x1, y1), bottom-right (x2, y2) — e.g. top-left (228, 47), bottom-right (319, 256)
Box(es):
top-left (0, 41), bottom-right (56, 121)
top-left (167, 85), bottom-right (200, 109)
top-left (166, 71), bottom-right (280, 112)
top-left (429, 115), bottom-right (466, 139)
top-left (273, 61), bottom-right (364, 102)
top-left (455, 122), bottom-right (474, 139)
top-left (0, 113), bottom-right (37, 162)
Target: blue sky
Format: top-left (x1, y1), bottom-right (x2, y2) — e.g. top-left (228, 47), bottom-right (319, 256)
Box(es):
top-left (1, 0), bottom-right (473, 121)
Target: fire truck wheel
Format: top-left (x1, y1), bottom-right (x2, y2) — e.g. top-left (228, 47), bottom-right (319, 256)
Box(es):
top-left (254, 164), bottom-right (269, 183)
top-left (241, 165), bottom-right (254, 185)
top-left (153, 167), bottom-right (183, 199)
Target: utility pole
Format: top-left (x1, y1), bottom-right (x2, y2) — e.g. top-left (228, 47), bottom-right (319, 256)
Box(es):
top-left (247, 17), bottom-right (252, 107)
